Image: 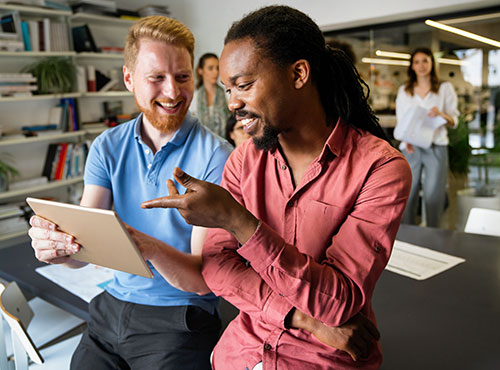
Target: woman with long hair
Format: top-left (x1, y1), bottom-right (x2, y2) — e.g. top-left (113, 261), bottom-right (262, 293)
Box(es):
top-left (191, 53), bottom-right (230, 136)
top-left (395, 47), bottom-right (459, 227)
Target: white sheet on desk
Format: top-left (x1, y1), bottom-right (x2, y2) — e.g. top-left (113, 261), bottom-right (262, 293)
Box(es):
top-left (35, 264), bottom-right (114, 303)
top-left (386, 240), bottom-right (465, 280)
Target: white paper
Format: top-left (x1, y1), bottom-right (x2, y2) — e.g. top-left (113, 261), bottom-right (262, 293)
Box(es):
top-left (394, 106), bottom-right (446, 148)
top-left (386, 240), bottom-right (465, 280)
top-left (36, 264), bottom-right (114, 303)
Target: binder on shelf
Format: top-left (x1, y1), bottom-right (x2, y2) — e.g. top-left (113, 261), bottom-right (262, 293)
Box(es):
top-left (21, 21), bottom-right (31, 51)
top-left (42, 143), bottom-right (59, 180)
top-left (28, 20), bottom-right (40, 52)
top-left (72, 24), bottom-right (99, 52)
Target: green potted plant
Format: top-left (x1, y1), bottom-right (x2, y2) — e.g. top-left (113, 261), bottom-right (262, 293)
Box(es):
top-left (0, 154), bottom-right (19, 192)
top-left (22, 57), bottom-right (76, 94)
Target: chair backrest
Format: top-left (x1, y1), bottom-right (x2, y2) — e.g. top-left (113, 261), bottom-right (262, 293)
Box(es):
top-left (464, 207), bottom-right (500, 237)
top-left (0, 282), bottom-right (44, 367)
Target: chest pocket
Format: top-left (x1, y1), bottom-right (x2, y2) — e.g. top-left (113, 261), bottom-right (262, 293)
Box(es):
top-left (296, 200), bottom-right (349, 261)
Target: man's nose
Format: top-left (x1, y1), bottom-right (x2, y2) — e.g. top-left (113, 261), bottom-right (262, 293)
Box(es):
top-left (227, 92), bottom-right (243, 111)
top-left (161, 77), bottom-right (180, 99)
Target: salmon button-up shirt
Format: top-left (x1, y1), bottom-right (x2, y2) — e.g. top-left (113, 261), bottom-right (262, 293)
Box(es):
top-left (202, 119), bottom-right (411, 370)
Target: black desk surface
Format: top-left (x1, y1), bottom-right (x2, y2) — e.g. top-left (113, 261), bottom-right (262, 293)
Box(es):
top-left (1, 226), bottom-right (499, 369)
top-left (374, 224), bottom-right (500, 370)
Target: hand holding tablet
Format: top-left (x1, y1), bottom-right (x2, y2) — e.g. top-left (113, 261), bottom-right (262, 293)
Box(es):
top-left (26, 197), bottom-right (153, 278)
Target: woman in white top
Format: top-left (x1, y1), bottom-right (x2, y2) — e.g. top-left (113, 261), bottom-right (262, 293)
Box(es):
top-left (395, 47), bottom-right (459, 227)
top-left (191, 53), bottom-right (230, 136)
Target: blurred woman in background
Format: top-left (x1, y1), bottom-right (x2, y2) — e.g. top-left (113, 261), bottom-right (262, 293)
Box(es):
top-left (191, 53), bottom-right (230, 136)
top-left (225, 114), bottom-right (250, 148)
top-left (395, 47), bottom-right (459, 227)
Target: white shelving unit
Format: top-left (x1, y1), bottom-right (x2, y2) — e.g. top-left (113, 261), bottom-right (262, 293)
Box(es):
top-left (0, 176), bottom-right (83, 202)
top-left (0, 5), bottom-right (135, 244)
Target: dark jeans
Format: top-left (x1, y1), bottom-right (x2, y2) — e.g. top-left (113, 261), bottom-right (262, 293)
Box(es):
top-left (71, 292), bottom-right (220, 370)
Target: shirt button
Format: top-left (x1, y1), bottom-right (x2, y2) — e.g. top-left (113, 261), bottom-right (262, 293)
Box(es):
top-left (264, 343), bottom-right (272, 351)
top-left (375, 246), bottom-right (381, 252)
top-left (145, 149), bottom-right (150, 155)
top-left (147, 163), bottom-right (152, 169)
top-left (280, 164), bottom-right (287, 170)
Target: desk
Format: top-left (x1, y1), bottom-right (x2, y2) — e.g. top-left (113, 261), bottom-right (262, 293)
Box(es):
top-left (1, 227), bottom-right (499, 368)
top-left (0, 236), bottom-right (89, 322)
top-left (374, 224), bottom-right (500, 370)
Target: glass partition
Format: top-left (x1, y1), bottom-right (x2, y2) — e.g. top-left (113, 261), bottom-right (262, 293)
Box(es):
top-left (324, 6), bottom-right (500, 229)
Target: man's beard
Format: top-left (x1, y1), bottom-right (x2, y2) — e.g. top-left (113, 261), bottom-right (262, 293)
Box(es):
top-left (252, 124), bottom-right (280, 151)
top-left (135, 96), bottom-right (187, 133)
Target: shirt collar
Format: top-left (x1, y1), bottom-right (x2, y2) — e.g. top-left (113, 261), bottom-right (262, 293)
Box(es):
top-left (133, 112), bottom-right (196, 148)
top-left (323, 117), bottom-right (348, 159)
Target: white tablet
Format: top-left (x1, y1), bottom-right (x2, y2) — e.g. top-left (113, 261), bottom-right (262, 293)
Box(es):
top-left (26, 197), bottom-right (153, 278)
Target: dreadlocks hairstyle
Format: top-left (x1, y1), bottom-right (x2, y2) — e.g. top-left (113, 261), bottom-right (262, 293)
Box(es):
top-left (224, 5), bottom-right (389, 142)
top-left (404, 47), bottom-right (441, 96)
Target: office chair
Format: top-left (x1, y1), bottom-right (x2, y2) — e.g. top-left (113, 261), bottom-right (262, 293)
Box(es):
top-left (464, 207), bottom-right (500, 237)
top-left (0, 282), bottom-right (83, 369)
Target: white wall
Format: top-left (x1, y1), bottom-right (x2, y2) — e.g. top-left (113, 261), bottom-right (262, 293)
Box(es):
top-left (118, 0), bottom-right (499, 63)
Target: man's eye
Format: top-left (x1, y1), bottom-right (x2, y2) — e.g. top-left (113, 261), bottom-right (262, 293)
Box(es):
top-left (238, 82), bottom-right (251, 90)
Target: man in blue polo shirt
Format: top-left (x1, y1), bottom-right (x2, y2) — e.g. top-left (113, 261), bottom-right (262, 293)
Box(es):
top-left (28, 16), bottom-right (232, 370)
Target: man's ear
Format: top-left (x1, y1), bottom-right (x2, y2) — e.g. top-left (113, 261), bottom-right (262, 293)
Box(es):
top-left (291, 59), bottom-right (310, 89)
top-left (123, 65), bottom-right (134, 92)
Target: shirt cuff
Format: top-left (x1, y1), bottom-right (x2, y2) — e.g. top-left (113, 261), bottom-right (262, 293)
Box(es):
top-left (237, 221), bottom-right (286, 273)
top-left (261, 288), bottom-right (294, 330)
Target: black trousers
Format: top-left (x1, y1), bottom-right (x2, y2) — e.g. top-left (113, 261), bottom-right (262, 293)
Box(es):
top-left (70, 291), bottom-right (221, 370)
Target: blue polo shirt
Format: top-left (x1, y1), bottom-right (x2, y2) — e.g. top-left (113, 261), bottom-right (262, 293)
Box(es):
top-left (84, 113), bottom-right (232, 313)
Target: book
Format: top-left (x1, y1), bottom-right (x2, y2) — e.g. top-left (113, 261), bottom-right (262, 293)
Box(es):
top-left (21, 124), bottom-right (58, 132)
top-left (0, 73), bottom-right (36, 83)
top-left (42, 143), bottom-right (59, 180)
top-left (75, 65), bottom-right (87, 92)
top-left (21, 21), bottom-right (31, 51)
top-left (0, 39), bottom-right (24, 52)
top-left (98, 79), bottom-right (118, 92)
top-left (87, 65), bottom-right (96, 92)
top-left (54, 143), bottom-right (69, 180)
top-left (72, 24), bottom-right (98, 53)
top-left (43, 18), bottom-right (51, 52)
top-left (95, 69), bottom-right (110, 91)
top-left (28, 20), bottom-right (40, 52)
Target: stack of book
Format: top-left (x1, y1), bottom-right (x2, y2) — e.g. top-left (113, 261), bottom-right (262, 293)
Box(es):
top-left (0, 204), bottom-right (28, 237)
top-left (42, 142), bottom-right (89, 181)
top-left (59, 97), bottom-right (80, 131)
top-left (21, 17), bottom-right (71, 52)
top-left (0, 73), bottom-right (37, 97)
top-left (70, 0), bottom-right (117, 17)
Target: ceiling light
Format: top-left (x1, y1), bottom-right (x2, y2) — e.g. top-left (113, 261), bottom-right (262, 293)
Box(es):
top-left (375, 50), bottom-right (411, 59)
top-left (438, 58), bottom-right (469, 66)
top-left (361, 57), bottom-right (410, 66)
top-left (425, 19), bottom-right (500, 48)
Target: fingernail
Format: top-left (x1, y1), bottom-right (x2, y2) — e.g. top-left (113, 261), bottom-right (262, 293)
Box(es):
top-left (66, 236), bottom-right (72, 243)
top-left (72, 244), bottom-right (79, 253)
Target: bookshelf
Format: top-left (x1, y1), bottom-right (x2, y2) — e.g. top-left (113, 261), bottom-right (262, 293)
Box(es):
top-left (0, 4), bottom-right (135, 243)
top-left (0, 51), bottom-right (76, 57)
top-left (0, 176), bottom-right (84, 202)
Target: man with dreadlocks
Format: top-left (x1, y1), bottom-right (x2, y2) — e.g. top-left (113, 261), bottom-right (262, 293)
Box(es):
top-left (142, 5), bottom-right (411, 370)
